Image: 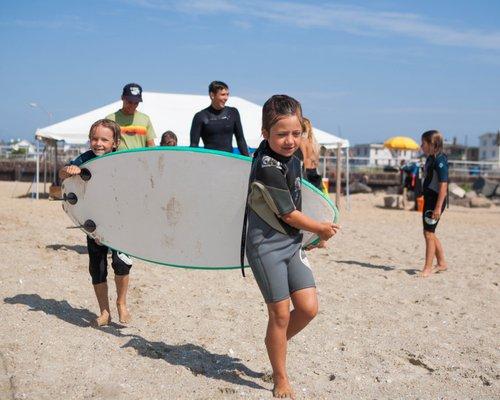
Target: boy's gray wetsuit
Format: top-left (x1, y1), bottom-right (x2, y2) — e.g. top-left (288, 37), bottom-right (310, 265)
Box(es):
top-left (245, 140), bottom-right (315, 303)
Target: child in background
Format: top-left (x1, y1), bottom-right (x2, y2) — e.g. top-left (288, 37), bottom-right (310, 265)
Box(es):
top-left (160, 130), bottom-right (178, 147)
top-left (59, 119), bottom-right (132, 326)
top-left (244, 95), bottom-right (340, 398)
top-left (299, 118), bottom-right (323, 191)
top-left (420, 130), bottom-right (449, 277)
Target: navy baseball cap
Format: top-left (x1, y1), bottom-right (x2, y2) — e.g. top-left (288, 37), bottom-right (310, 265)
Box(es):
top-left (122, 83), bottom-right (143, 102)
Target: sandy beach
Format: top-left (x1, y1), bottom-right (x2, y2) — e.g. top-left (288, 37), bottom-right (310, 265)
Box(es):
top-left (0, 180), bottom-right (498, 399)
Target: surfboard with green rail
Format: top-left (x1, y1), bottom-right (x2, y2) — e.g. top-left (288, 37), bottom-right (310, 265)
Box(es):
top-left (61, 147), bottom-right (339, 270)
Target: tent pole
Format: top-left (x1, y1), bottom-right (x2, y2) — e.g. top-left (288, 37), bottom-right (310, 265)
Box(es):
top-left (53, 141), bottom-right (58, 186)
top-left (43, 145), bottom-right (47, 195)
top-left (346, 146), bottom-right (350, 211)
top-left (35, 140), bottom-right (40, 200)
top-left (336, 143), bottom-right (341, 208)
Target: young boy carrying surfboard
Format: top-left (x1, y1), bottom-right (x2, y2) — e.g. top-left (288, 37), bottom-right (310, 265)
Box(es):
top-left (244, 95), bottom-right (340, 398)
top-left (59, 119), bottom-right (132, 326)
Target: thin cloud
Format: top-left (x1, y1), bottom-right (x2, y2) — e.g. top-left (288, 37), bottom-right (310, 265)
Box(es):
top-left (126, 0), bottom-right (500, 50)
top-left (0, 16), bottom-right (93, 32)
top-left (232, 20), bottom-right (252, 30)
top-left (376, 106), bottom-right (500, 115)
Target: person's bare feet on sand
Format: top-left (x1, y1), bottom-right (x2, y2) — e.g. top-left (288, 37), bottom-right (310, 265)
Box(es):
top-left (434, 263), bottom-right (448, 273)
top-left (91, 310), bottom-right (111, 327)
top-left (272, 376), bottom-right (295, 399)
top-left (419, 267), bottom-right (435, 278)
top-left (116, 303), bottom-right (131, 324)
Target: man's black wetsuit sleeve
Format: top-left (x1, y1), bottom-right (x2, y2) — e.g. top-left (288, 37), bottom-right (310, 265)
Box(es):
top-left (190, 112), bottom-right (203, 147)
top-left (233, 109), bottom-right (249, 156)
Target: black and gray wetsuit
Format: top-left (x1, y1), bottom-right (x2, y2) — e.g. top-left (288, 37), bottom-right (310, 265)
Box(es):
top-left (190, 106), bottom-right (249, 156)
top-left (245, 140), bottom-right (315, 303)
top-left (422, 153), bottom-right (449, 232)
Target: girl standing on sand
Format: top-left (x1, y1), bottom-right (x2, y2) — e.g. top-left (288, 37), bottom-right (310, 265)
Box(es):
top-left (420, 130), bottom-right (449, 277)
top-left (244, 95), bottom-right (340, 398)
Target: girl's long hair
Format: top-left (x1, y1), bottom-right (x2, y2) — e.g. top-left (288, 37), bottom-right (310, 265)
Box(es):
top-left (303, 117), bottom-right (320, 161)
top-left (421, 130), bottom-right (444, 154)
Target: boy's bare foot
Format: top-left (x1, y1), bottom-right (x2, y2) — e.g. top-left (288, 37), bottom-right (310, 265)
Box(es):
top-left (116, 303), bottom-right (131, 324)
top-left (272, 376), bottom-right (295, 399)
top-left (418, 267), bottom-right (435, 278)
top-left (91, 310), bottom-right (111, 327)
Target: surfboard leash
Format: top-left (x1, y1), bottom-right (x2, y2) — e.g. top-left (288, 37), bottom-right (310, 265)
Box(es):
top-left (240, 202), bottom-right (248, 277)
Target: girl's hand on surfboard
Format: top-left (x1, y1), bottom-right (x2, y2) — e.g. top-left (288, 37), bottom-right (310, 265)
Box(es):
top-left (318, 222), bottom-right (340, 241)
top-left (305, 240), bottom-right (327, 251)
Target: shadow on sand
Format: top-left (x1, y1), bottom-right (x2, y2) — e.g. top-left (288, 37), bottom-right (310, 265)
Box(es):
top-left (45, 244), bottom-right (87, 254)
top-left (374, 205), bottom-right (417, 212)
top-left (338, 260), bottom-right (418, 275)
top-left (4, 294), bottom-right (265, 390)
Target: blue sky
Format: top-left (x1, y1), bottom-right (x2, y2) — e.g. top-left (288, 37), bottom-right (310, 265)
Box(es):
top-left (1, 0), bottom-right (499, 145)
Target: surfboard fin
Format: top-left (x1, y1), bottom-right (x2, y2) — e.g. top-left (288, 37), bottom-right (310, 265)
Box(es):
top-left (83, 219), bottom-right (96, 233)
top-left (64, 192), bottom-right (78, 205)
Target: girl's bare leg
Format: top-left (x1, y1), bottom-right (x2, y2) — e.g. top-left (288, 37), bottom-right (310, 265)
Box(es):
top-left (266, 299), bottom-right (295, 399)
top-left (287, 287), bottom-right (318, 340)
top-left (421, 231), bottom-right (436, 277)
top-left (434, 236), bottom-right (448, 271)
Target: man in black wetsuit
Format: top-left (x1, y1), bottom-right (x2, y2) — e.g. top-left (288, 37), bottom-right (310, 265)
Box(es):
top-left (190, 81), bottom-right (249, 156)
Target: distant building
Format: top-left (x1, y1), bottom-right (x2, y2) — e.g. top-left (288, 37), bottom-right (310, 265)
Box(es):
top-left (11, 140), bottom-right (36, 155)
top-left (479, 132), bottom-right (500, 162)
top-left (351, 143), bottom-right (417, 166)
top-left (0, 144), bottom-right (10, 157)
top-left (444, 137), bottom-right (478, 161)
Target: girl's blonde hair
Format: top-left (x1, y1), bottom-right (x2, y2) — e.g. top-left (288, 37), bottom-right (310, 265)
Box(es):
top-left (89, 119), bottom-right (121, 145)
top-left (421, 130), bottom-right (444, 154)
top-left (302, 117), bottom-right (320, 160)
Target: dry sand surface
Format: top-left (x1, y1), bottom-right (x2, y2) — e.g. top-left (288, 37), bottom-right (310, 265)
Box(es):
top-left (0, 181), bottom-right (499, 400)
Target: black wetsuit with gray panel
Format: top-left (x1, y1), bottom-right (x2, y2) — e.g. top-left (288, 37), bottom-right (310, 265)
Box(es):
top-left (245, 140), bottom-right (315, 303)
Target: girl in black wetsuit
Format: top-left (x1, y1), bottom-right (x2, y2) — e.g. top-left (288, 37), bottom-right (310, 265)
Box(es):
top-left (245, 95), bottom-right (340, 398)
top-left (420, 130), bottom-right (449, 277)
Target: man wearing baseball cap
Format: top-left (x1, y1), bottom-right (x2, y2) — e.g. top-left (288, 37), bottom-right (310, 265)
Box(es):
top-left (103, 83), bottom-right (156, 324)
top-left (106, 83), bottom-right (156, 150)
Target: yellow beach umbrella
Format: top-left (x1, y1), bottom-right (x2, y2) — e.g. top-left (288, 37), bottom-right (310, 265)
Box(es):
top-left (383, 136), bottom-right (420, 151)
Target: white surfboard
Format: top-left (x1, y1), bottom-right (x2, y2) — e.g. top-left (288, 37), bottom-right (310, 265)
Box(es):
top-left (61, 147), bottom-right (339, 269)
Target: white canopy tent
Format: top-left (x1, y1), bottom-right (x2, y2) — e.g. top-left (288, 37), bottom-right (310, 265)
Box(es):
top-left (35, 92), bottom-right (349, 148)
top-left (34, 92), bottom-right (350, 206)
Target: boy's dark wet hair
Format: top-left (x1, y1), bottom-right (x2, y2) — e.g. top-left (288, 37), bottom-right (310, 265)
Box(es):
top-left (160, 131), bottom-right (178, 146)
top-left (262, 95), bottom-right (303, 133)
top-left (208, 81), bottom-right (228, 94)
top-left (422, 130), bottom-right (444, 154)
top-left (89, 119), bottom-right (121, 144)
